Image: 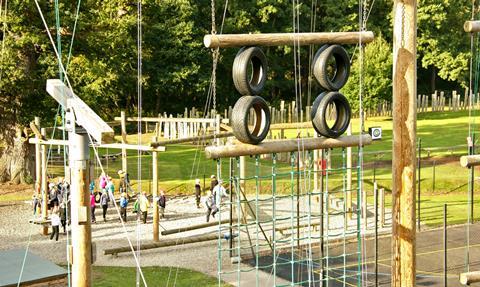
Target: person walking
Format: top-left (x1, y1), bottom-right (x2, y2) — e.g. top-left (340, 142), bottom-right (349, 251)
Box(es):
top-left (50, 207), bottom-right (61, 241)
top-left (158, 190), bottom-right (166, 219)
top-left (194, 179), bottom-right (202, 208)
top-left (204, 190), bottom-right (215, 222)
top-left (100, 191), bottom-right (110, 222)
top-left (120, 192), bottom-right (128, 222)
top-left (90, 191), bottom-right (96, 223)
top-left (139, 192), bottom-right (150, 224)
top-left (212, 180), bottom-right (228, 218)
top-left (48, 182), bottom-right (58, 211)
top-left (59, 202), bottom-right (67, 234)
top-left (32, 194), bottom-right (39, 216)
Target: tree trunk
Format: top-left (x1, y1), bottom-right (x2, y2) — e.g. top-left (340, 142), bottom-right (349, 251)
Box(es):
top-left (0, 127), bottom-right (33, 184)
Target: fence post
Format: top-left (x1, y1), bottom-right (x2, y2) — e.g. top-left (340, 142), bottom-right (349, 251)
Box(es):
top-left (417, 138), bottom-right (421, 231)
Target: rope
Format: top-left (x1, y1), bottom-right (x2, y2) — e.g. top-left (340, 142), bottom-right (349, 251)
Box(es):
top-left (135, 0), bottom-right (143, 285)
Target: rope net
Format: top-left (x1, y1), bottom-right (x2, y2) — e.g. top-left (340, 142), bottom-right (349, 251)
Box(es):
top-left (216, 148), bottom-right (363, 286)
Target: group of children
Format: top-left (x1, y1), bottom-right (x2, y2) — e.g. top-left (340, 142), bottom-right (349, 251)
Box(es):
top-left (35, 170), bottom-right (229, 242)
top-left (89, 171), bottom-right (167, 225)
top-left (32, 178), bottom-right (71, 241)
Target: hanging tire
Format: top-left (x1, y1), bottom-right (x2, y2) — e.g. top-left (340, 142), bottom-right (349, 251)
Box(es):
top-left (312, 45), bottom-right (350, 91)
top-left (231, 96), bottom-right (271, 144)
top-left (232, 47), bottom-right (268, 96)
top-left (311, 91), bottom-right (351, 138)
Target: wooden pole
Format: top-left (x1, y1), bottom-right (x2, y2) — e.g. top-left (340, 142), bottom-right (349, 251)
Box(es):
top-left (205, 135), bottom-right (372, 159)
top-left (380, 188), bottom-right (385, 228)
top-left (35, 117), bottom-right (41, 196)
top-left (41, 128), bottom-right (48, 235)
top-left (464, 21), bottom-right (480, 33)
top-left (152, 136), bottom-right (159, 242)
top-left (392, 0), bottom-right (417, 285)
top-left (203, 31), bottom-right (375, 48)
top-left (460, 271), bottom-right (480, 285)
top-left (346, 124), bottom-right (353, 220)
top-left (121, 111), bottom-right (127, 173)
top-left (70, 132), bottom-right (92, 287)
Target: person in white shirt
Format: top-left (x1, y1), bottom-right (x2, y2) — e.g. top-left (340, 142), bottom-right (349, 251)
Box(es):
top-left (212, 180), bottom-right (228, 218)
top-left (50, 207), bottom-right (61, 241)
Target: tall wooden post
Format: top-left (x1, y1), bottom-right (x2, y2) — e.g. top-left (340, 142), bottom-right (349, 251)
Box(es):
top-left (152, 136), bottom-right (159, 242)
top-left (121, 111), bottom-right (128, 173)
top-left (392, 0), bottom-right (417, 286)
top-left (41, 128), bottom-right (48, 235)
top-left (35, 117), bottom-right (41, 196)
top-left (346, 124), bottom-right (353, 220)
top-left (240, 156), bottom-right (246, 191)
top-left (70, 132), bottom-right (92, 287)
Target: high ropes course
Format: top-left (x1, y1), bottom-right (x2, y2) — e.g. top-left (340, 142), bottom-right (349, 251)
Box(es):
top-left (13, 0), bottom-right (480, 286)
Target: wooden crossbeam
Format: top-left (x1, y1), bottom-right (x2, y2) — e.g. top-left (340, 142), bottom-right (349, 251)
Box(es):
top-left (460, 271), bottom-right (480, 285)
top-left (114, 116), bottom-right (216, 124)
top-left (205, 135), bottom-right (372, 159)
top-left (204, 31), bottom-right (375, 48)
top-left (28, 138), bottom-right (166, 152)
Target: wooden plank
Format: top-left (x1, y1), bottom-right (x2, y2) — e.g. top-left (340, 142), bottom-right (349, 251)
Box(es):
top-left (115, 116), bottom-right (216, 124)
top-left (392, 0), bottom-right (417, 286)
top-left (204, 31), bottom-right (375, 48)
top-left (46, 79), bottom-right (114, 144)
top-left (460, 271), bottom-right (480, 285)
top-left (30, 121), bottom-right (44, 140)
top-left (205, 135), bottom-right (372, 159)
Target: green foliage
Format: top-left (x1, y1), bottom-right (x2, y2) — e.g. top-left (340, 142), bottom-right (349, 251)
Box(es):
top-left (343, 35), bottom-right (392, 113)
top-left (0, 0), bottom-right (476, 137)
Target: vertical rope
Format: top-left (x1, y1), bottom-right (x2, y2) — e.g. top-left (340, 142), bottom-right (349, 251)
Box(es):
top-left (135, 0), bottom-right (143, 285)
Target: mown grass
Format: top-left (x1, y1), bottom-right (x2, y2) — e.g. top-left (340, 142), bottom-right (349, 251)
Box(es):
top-left (92, 266), bottom-right (229, 287)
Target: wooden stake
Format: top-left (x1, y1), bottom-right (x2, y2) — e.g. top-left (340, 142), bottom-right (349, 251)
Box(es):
top-left (41, 128), bottom-right (48, 235)
top-left (346, 124), bottom-right (353, 221)
top-left (152, 136), bottom-right (159, 242)
top-left (392, 0), bottom-right (417, 285)
top-left (120, 111), bottom-right (127, 173)
top-left (70, 132), bottom-right (92, 287)
top-left (34, 117), bottom-right (41, 196)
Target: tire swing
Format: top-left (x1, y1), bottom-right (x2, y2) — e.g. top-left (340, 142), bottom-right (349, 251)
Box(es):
top-left (311, 44), bottom-right (352, 138)
top-left (231, 46), bottom-right (271, 144)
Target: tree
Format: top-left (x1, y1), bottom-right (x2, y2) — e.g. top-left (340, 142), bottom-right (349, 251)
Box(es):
top-left (342, 35), bottom-right (392, 113)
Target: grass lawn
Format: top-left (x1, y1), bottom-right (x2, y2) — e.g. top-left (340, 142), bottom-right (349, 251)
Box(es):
top-left (92, 266), bottom-right (229, 287)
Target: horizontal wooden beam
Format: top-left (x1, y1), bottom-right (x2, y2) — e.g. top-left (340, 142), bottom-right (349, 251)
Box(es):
top-left (151, 132), bottom-right (234, 147)
top-left (161, 218), bottom-right (232, 236)
top-left (114, 116), bottom-right (216, 124)
top-left (460, 155), bottom-right (480, 168)
top-left (460, 271), bottom-right (480, 285)
top-left (204, 31), bottom-right (375, 48)
top-left (28, 138), bottom-right (165, 152)
top-left (464, 21), bottom-right (480, 33)
top-left (205, 134), bottom-right (372, 159)
top-left (270, 122), bottom-right (313, 130)
top-left (104, 233), bottom-right (218, 255)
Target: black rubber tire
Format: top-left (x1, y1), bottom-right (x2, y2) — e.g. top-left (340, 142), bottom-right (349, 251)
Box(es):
top-left (231, 96), bottom-right (271, 144)
top-left (311, 91), bottom-right (351, 138)
top-left (232, 47), bottom-right (268, 96)
top-left (312, 45), bottom-right (350, 91)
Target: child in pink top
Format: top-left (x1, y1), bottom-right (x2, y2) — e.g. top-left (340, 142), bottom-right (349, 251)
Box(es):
top-left (90, 192), bottom-right (96, 223)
